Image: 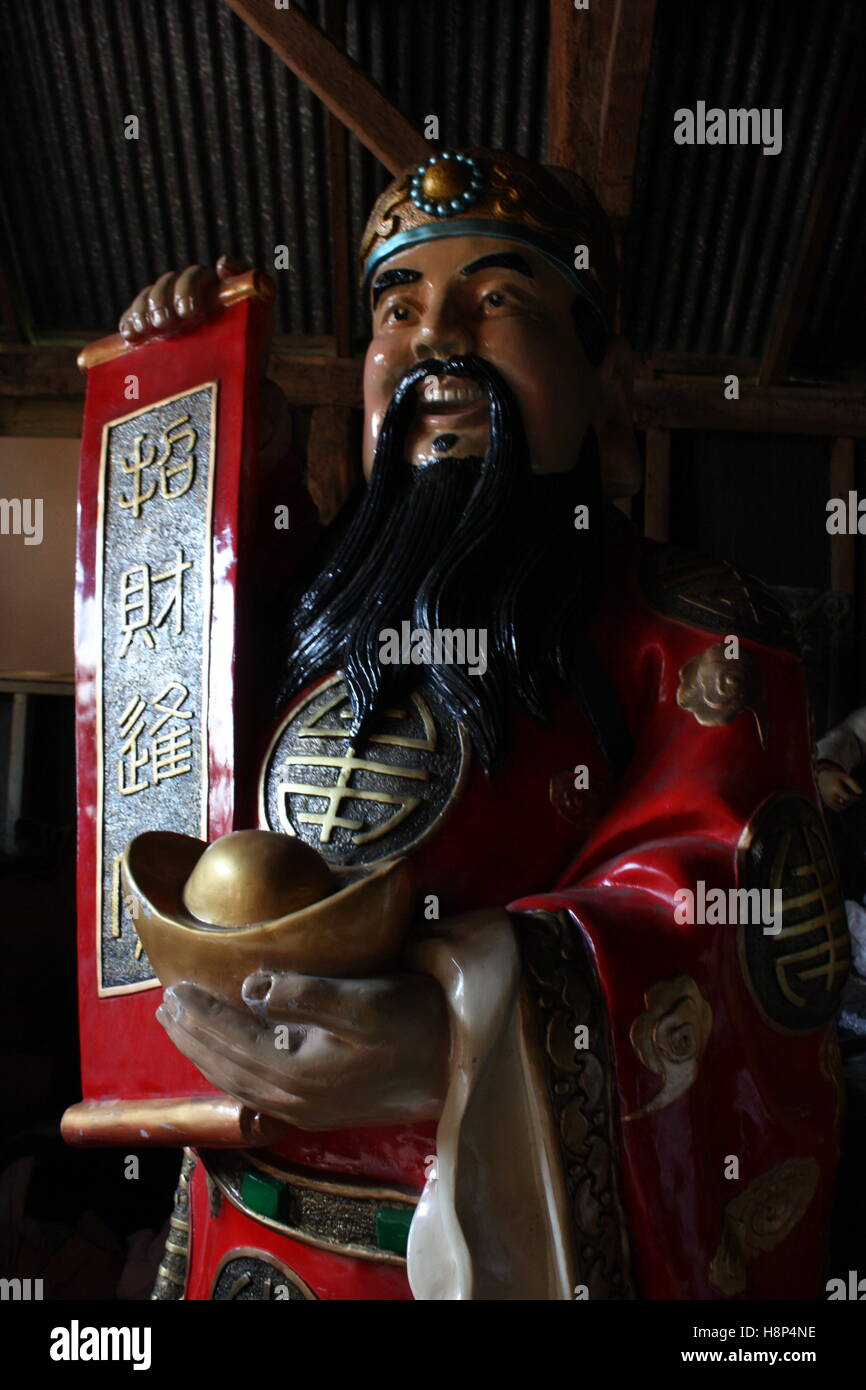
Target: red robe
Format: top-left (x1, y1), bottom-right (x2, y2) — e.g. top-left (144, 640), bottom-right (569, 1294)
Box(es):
top-left (178, 508), bottom-right (847, 1301)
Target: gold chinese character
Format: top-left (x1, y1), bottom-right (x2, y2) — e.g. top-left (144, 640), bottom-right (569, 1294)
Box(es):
top-left (156, 414), bottom-right (197, 501)
top-left (149, 682), bottom-right (194, 783)
top-left (116, 414), bottom-right (197, 519)
top-left (118, 566), bottom-right (155, 657)
top-left (152, 727), bottom-right (193, 783)
top-left (117, 696), bottom-right (149, 795)
top-left (118, 434), bottom-right (157, 519)
top-left (115, 684), bottom-right (195, 796)
top-left (149, 681), bottom-right (193, 735)
top-left (118, 550), bottom-right (192, 657)
top-left (151, 549), bottom-right (192, 637)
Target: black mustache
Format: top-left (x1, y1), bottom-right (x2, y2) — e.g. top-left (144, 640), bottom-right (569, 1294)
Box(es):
top-left (279, 352), bottom-right (622, 778)
top-left (387, 354), bottom-right (516, 458)
top-left (391, 353), bottom-right (502, 395)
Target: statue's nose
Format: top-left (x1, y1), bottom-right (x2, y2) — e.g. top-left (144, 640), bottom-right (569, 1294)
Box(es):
top-left (411, 310), bottom-right (471, 361)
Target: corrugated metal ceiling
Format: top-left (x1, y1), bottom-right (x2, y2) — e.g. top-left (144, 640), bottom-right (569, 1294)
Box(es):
top-left (0, 0), bottom-right (548, 344)
top-left (624, 0), bottom-right (864, 373)
top-left (0, 0), bottom-right (861, 373)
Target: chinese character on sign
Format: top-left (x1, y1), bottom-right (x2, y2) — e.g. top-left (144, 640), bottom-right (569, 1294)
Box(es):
top-left (117, 696), bottom-right (149, 796)
top-left (117, 413), bottom-right (198, 519)
top-left (149, 682), bottom-right (193, 783)
top-left (117, 682), bottom-right (193, 796)
top-left (118, 549), bottom-right (192, 657)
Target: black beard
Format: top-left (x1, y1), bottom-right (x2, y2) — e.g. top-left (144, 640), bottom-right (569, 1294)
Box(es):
top-left (280, 354), bottom-right (610, 776)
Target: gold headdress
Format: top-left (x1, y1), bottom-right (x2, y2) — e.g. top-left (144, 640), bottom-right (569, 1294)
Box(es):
top-left (360, 147), bottom-right (617, 333)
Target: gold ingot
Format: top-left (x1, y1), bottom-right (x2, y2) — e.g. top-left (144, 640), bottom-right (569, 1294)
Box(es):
top-left (182, 830), bottom-right (336, 926)
top-left (421, 159), bottom-right (470, 201)
top-left (122, 829), bottom-right (412, 1000)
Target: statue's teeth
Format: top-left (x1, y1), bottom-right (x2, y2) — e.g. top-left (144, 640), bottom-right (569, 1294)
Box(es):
top-left (421, 377), bottom-right (482, 405)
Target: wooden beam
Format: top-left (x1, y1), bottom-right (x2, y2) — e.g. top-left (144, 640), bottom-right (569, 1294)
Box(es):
top-left (5, 345), bottom-right (866, 434)
top-left (306, 405), bottom-right (358, 524)
top-left (324, 0), bottom-right (352, 358)
top-left (223, 0), bottom-right (427, 174)
top-left (0, 336), bottom-right (339, 389)
top-left (648, 352), bottom-right (760, 382)
top-left (0, 346), bottom-right (83, 396)
top-left (0, 397), bottom-right (83, 437)
top-left (546, 0), bottom-right (604, 180)
top-left (595, 2), bottom-right (658, 227)
top-left (758, 26), bottom-right (866, 386)
top-left (546, 0), bottom-right (656, 226)
top-left (546, 0), bottom-right (656, 332)
top-left (269, 352), bottom-right (362, 408)
top-left (0, 342), bottom-right (364, 411)
top-left (631, 381), bottom-right (866, 437)
top-left (643, 428), bottom-right (670, 541)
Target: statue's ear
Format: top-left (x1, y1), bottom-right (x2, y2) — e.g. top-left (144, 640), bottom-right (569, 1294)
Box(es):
top-left (598, 336), bottom-right (641, 499)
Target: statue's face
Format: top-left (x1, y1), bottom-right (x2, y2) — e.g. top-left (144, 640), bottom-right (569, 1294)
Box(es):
top-left (362, 234), bottom-right (603, 479)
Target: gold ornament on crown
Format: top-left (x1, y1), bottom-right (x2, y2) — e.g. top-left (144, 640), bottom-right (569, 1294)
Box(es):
top-left (359, 148), bottom-right (616, 312)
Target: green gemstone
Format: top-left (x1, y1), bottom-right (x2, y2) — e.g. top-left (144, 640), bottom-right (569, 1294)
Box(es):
top-left (241, 1169), bottom-right (289, 1222)
top-left (376, 1204), bottom-right (413, 1256)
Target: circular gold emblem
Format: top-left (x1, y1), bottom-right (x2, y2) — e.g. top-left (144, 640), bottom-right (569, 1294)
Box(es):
top-left (410, 150), bottom-right (484, 216)
top-left (259, 675), bottom-right (468, 867)
top-left (422, 159), bottom-right (469, 200)
top-left (211, 1251), bottom-right (315, 1301)
top-left (737, 793), bottom-right (850, 1033)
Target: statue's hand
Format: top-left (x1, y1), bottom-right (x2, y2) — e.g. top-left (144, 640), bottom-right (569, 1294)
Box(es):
top-left (118, 255), bottom-right (247, 344)
top-left (156, 971), bottom-right (449, 1131)
top-left (818, 765), bottom-right (863, 811)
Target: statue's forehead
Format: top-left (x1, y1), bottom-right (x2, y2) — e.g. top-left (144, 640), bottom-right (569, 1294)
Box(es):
top-left (376, 232), bottom-right (538, 271)
top-left (369, 234), bottom-right (570, 301)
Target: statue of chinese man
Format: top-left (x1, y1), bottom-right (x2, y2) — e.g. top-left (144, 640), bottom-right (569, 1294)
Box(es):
top-left (116, 149), bottom-right (848, 1300)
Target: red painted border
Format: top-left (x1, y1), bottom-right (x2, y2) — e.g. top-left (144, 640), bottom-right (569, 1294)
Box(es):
top-left (74, 300), bottom-right (268, 1103)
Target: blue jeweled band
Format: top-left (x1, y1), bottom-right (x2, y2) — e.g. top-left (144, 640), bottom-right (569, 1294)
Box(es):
top-left (362, 218), bottom-right (610, 337)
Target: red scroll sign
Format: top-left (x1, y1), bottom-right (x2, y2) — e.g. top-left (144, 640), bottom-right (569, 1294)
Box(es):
top-left (63, 273), bottom-right (282, 1148)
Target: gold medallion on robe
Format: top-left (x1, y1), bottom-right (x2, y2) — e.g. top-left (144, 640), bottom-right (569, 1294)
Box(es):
top-left (737, 793), bottom-right (850, 1032)
top-left (259, 674), bottom-right (468, 867)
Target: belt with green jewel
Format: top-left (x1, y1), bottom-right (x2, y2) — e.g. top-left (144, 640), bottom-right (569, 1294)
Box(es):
top-left (200, 1149), bottom-right (419, 1263)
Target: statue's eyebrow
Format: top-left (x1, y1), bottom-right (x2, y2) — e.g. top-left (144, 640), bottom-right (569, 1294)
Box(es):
top-left (371, 267), bottom-right (422, 308)
top-left (459, 252), bottom-right (535, 278)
